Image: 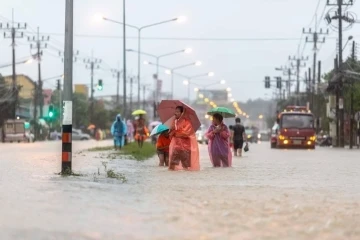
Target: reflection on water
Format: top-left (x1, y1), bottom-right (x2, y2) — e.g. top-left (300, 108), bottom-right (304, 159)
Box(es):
top-left (1, 141), bottom-right (359, 239)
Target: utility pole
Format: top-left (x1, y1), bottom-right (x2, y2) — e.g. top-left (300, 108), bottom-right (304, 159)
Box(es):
top-left (28, 27), bottom-right (50, 118)
top-left (317, 60), bottom-right (322, 133)
top-left (142, 84), bottom-right (150, 109)
top-left (275, 66), bottom-right (296, 99)
top-left (123, 0), bottom-right (127, 118)
top-left (143, 85), bottom-right (146, 109)
top-left (57, 79), bottom-right (62, 125)
top-left (303, 27), bottom-right (328, 119)
top-left (83, 53), bottom-right (101, 123)
top-left (349, 41), bottom-right (356, 149)
top-left (32, 82), bottom-right (38, 139)
top-left (111, 68), bottom-right (122, 106)
top-left (308, 68), bottom-right (312, 109)
top-left (62, 0), bottom-right (74, 173)
top-left (334, 55), bottom-right (340, 147)
top-left (326, 0), bottom-right (354, 147)
top-left (303, 28), bottom-right (328, 94)
top-left (129, 77), bottom-right (133, 112)
top-left (289, 56), bottom-right (308, 104)
top-left (0, 9), bottom-right (27, 118)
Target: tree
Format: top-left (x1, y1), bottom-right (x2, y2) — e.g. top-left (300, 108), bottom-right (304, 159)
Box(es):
top-left (73, 93), bottom-right (89, 129)
top-left (0, 74), bottom-right (13, 126)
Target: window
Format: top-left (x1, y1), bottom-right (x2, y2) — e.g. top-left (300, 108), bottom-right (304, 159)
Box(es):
top-left (281, 114), bottom-right (314, 129)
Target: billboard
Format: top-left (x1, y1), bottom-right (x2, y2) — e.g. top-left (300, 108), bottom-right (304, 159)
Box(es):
top-left (74, 84), bottom-right (89, 98)
top-left (196, 89), bottom-right (228, 104)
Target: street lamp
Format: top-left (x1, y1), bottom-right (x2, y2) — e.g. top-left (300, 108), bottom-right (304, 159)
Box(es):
top-left (128, 47), bottom-right (192, 78)
top-left (0, 57), bottom-right (34, 69)
top-left (178, 72), bottom-right (215, 103)
top-left (343, 35), bottom-right (354, 51)
top-left (144, 61), bottom-right (201, 99)
top-left (102, 15), bottom-right (185, 107)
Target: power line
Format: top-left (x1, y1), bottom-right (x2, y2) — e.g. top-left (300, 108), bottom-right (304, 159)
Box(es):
top-left (40, 32), bottom-right (316, 41)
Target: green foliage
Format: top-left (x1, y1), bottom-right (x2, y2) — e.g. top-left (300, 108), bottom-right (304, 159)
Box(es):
top-left (92, 100), bottom-right (110, 130)
top-left (119, 142), bottom-right (156, 161)
top-left (0, 74), bottom-right (13, 126)
top-left (88, 146), bottom-right (114, 152)
top-left (106, 169), bottom-right (127, 183)
top-left (73, 93), bottom-right (90, 129)
top-left (88, 142), bottom-right (156, 161)
top-left (324, 56), bottom-right (360, 114)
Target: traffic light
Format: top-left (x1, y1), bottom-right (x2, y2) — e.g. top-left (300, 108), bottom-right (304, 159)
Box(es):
top-left (97, 79), bottom-right (103, 90)
top-left (57, 79), bottom-right (61, 91)
top-left (276, 77), bottom-right (282, 89)
top-left (265, 76), bottom-right (270, 88)
top-left (48, 105), bottom-right (54, 118)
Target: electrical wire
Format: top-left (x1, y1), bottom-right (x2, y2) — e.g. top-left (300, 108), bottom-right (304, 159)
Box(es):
top-left (40, 32), bottom-right (305, 41)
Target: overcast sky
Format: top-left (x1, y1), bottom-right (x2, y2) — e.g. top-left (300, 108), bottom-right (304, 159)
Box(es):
top-left (0, 0), bottom-right (360, 102)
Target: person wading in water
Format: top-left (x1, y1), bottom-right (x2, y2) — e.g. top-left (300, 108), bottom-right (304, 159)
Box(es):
top-left (232, 117), bottom-right (247, 157)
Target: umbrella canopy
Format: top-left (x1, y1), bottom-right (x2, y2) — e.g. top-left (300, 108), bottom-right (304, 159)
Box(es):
top-left (207, 107), bottom-right (236, 118)
top-left (149, 121), bottom-right (162, 127)
top-left (150, 124), bottom-right (169, 136)
top-left (157, 100), bottom-right (201, 131)
top-left (132, 109), bottom-right (147, 115)
top-left (87, 124), bottom-right (96, 130)
top-left (24, 122), bottom-right (30, 129)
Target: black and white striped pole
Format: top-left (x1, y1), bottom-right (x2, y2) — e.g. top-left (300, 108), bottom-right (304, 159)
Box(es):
top-left (61, 0), bottom-right (74, 173)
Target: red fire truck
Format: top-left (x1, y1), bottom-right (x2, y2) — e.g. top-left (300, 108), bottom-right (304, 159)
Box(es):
top-left (271, 106), bottom-right (316, 149)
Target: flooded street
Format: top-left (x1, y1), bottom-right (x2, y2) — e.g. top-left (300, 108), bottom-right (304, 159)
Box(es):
top-left (1, 141), bottom-right (360, 240)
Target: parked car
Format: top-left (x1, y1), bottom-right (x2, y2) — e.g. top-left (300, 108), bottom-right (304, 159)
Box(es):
top-left (257, 130), bottom-right (270, 141)
top-left (196, 124), bottom-right (208, 144)
top-left (270, 123), bottom-right (279, 148)
top-left (25, 132), bottom-right (35, 142)
top-left (1, 119), bottom-right (28, 143)
top-left (245, 128), bottom-right (255, 143)
top-left (72, 129), bottom-right (91, 140)
top-left (55, 129), bottom-right (91, 140)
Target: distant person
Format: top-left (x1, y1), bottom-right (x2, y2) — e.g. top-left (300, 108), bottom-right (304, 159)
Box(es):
top-left (126, 120), bottom-right (134, 143)
top-left (151, 126), bottom-right (158, 145)
top-left (229, 125), bottom-right (234, 151)
top-left (134, 115), bottom-right (149, 148)
top-left (111, 114), bottom-right (127, 150)
top-left (233, 117), bottom-right (247, 157)
top-left (206, 113), bottom-right (232, 167)
top-left (156, 130), bottom-right (171, 166)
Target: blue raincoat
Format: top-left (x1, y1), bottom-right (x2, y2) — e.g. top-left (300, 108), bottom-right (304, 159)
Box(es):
top-left (111, 114), bottom-right (127, 147)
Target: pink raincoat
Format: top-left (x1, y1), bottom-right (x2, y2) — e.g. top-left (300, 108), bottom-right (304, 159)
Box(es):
top-left (169, 114), bottom-right (200, 171)
top-left (206, 123), bottom-right (232, 167)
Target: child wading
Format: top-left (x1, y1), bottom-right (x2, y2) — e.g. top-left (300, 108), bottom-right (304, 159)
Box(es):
top-left (156, 131), bottom-right (171, 166)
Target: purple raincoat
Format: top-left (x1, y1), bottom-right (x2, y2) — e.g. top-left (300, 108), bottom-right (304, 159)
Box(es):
top-left (205, 123), bottom-right (232, 167)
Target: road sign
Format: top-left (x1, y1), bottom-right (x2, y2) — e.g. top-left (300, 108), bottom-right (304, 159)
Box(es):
top-left (355, 111), bottom-right (360, 121)
top-left (339, 98), bottom-right (344, 109)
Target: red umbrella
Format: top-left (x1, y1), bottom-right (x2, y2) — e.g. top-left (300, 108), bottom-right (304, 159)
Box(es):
top-left (157, 100), bottom-right (201, 131)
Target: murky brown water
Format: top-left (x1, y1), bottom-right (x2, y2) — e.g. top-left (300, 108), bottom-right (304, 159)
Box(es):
top-left (0, 141), bottom-right (359, 239)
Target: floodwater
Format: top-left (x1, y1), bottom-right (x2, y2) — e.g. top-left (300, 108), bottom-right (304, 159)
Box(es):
top-left (0, 140), bottom-right (359, 240)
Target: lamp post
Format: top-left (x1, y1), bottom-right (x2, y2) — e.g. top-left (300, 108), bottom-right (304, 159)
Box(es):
top-left (180, 72), bottom-right (215, 103)
top-left (193, 79), bottom-right (226, 103)
top-left (127, 48), bottom-right (192, 101)
top-left (144, 61), bottom-right (201, 99)
top-left (103, 16), bottom-right (185, 108)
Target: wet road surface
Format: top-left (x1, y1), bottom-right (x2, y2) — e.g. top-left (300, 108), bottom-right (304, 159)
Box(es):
top-left (0, 141), bottom-right (359, 240)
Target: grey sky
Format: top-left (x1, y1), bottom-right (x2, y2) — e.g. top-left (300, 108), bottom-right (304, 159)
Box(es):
top-left (0, 0), bottom-right (359, 102)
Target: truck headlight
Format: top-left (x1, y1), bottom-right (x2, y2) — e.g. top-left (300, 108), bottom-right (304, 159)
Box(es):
top-left (257, 133), bottom-right (261, 139)
top-left (279, 135), bottom-right (285, 140)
